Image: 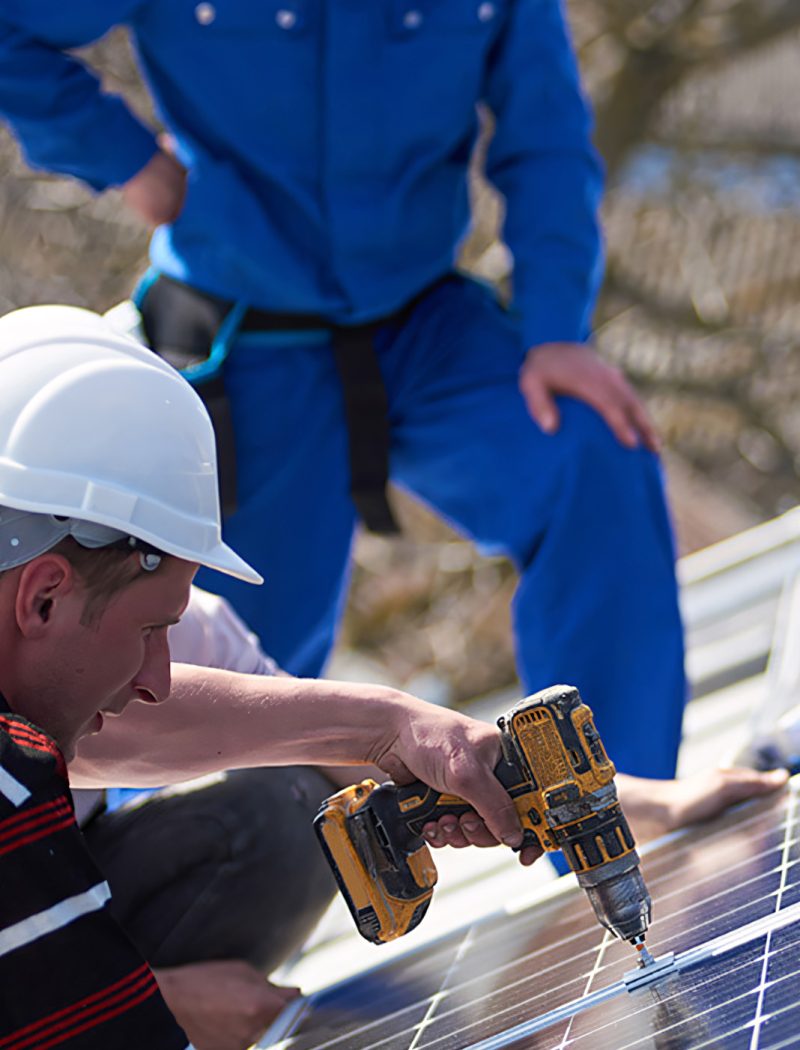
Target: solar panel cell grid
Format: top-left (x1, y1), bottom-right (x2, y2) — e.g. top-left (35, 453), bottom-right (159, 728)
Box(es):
top-left (270, 779), bottom-right (799, 1050)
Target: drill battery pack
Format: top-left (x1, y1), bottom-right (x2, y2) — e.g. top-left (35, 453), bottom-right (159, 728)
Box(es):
top-left (314, 780), bottom-right (438, 944)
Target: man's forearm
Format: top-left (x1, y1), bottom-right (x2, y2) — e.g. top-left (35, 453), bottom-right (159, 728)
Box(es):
top-left (72, 664), bottom-right (528, 855)
top-left (70, 664), bottom-right (409, 787)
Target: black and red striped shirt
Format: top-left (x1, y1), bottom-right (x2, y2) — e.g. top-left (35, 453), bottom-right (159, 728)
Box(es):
top-left (0, 694), bottom-right (190, 1049)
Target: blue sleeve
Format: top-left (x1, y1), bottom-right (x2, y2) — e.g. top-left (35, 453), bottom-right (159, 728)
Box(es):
top-left (483, 0), bottom-right (605, 349)
top-left (0, 2), bottom-right (158, 190)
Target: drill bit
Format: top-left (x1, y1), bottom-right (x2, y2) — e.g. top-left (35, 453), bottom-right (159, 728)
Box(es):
top-left (631, 935), bottom-right (656, 968)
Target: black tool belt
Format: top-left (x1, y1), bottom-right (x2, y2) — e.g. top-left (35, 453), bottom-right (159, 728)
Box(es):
top-left (139, 274), bottom-right (442, 533)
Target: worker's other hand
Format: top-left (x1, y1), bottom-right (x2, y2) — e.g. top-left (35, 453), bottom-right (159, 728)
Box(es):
top-left (154, 959), bottom-right (300, 1050)
top-left (617, 767), bottom-right (789, 845)
top-left (121, 143), bottom-right (187, 227)
top-left (520, 342), bottom-right (660, 453)
top-left (369, 699), bottom-right (540, 866)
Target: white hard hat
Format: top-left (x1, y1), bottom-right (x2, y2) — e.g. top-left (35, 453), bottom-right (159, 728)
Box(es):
top-left (0, 304), bottom-right (261, 584)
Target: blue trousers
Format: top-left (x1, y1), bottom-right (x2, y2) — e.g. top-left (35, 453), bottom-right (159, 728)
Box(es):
top-left (196, 276), bottom-right (686, 779)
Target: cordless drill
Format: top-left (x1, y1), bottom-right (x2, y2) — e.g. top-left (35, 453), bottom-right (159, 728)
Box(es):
top-left (314, 685), bottom-right (654, 960)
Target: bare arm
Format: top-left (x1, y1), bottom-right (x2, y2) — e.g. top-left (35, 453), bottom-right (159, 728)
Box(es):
top-left (71, 664), bottom-right (525, 851)
top-left (73, 667), bottom-right (417, 782)
top-left (154, 961), bottom-right (299, 1050)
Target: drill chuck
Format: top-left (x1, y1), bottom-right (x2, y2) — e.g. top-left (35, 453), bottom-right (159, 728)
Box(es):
top-left (576, 852), bottom-right (652, 943)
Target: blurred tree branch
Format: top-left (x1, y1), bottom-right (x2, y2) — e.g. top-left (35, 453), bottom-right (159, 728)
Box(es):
top-left (578, 0), bottom-right (800, 175)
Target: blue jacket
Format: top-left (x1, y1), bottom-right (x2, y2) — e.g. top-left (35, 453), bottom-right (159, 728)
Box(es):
top-left (0, 0), bottom-right (604, 346)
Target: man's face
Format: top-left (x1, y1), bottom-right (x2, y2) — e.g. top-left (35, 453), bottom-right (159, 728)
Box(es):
top-left (19, 556), bottom-right (197, 761)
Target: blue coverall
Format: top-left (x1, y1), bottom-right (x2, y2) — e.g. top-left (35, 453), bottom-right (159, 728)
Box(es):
top-left (0, 0), bottom-right (686, 777)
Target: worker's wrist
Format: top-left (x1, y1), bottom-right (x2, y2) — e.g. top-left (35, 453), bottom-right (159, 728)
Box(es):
top-left (279, 678), bottom-right (419, 770)
top-left (357, 685), bottom-right (422, 770)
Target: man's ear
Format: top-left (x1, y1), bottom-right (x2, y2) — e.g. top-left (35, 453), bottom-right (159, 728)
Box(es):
top-left (14, 555), bottom-right (77, 637)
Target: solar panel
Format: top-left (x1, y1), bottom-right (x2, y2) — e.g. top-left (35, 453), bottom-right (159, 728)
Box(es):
top-left (264, 775), bottom-right (799, 1050)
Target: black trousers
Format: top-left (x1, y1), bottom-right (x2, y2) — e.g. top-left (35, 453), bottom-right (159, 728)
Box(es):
top-left (82, 767), bottom-right (337, 975)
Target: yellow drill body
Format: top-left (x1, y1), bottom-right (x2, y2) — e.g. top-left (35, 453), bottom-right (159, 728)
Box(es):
top-left (314, 685), bottom-right (652, 948)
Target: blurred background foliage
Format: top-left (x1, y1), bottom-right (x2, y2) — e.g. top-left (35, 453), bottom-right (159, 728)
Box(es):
top-left (2, 0), bottom-right (800, 703)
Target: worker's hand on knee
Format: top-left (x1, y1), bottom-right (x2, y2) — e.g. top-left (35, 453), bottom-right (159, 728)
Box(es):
top-left (122, 143), bottom-right (187, 227)
top-left (369, 699), bottom-right (535, 862)
top-left (154, 959), bottom-right (300, 1050)
top-left (519, 341), bottom-right (660, 453)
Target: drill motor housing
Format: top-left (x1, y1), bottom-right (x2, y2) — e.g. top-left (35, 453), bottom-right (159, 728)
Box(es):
top-left (314, 685), bottom-right (652, 945)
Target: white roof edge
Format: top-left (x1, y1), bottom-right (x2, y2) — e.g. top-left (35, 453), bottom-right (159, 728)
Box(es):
top-left (679, 505), bottom-right (800, 585)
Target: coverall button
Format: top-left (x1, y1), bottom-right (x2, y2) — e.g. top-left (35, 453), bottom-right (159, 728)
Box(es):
top-left (403, 10), bottom-right (423, 29)
top-left (194, 2), bottom-right (216, 25)
top-left (477, 2), bottom-right (496, 21)
top-left (276, 9), bottom-right (298, 29)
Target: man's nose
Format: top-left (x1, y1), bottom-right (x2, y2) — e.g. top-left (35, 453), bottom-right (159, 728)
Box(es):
top-left (135, 630), bottom-right (172, 703)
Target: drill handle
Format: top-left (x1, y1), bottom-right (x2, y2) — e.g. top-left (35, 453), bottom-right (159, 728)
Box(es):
top-left (394, 757), bottom-right (523, 839)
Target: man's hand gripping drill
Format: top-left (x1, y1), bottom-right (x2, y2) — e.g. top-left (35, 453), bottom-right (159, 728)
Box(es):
top-left (314, 684), bottom-right (654, 964)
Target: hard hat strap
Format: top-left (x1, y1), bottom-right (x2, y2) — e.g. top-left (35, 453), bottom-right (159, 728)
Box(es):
top-left (0, 508), bottom-right (163, 573)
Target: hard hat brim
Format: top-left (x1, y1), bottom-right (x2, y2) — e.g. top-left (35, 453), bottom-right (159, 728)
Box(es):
top-left (196, 542), bottom-right (263, 585)
top-left (0, 488), bottom-right (263, 585)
